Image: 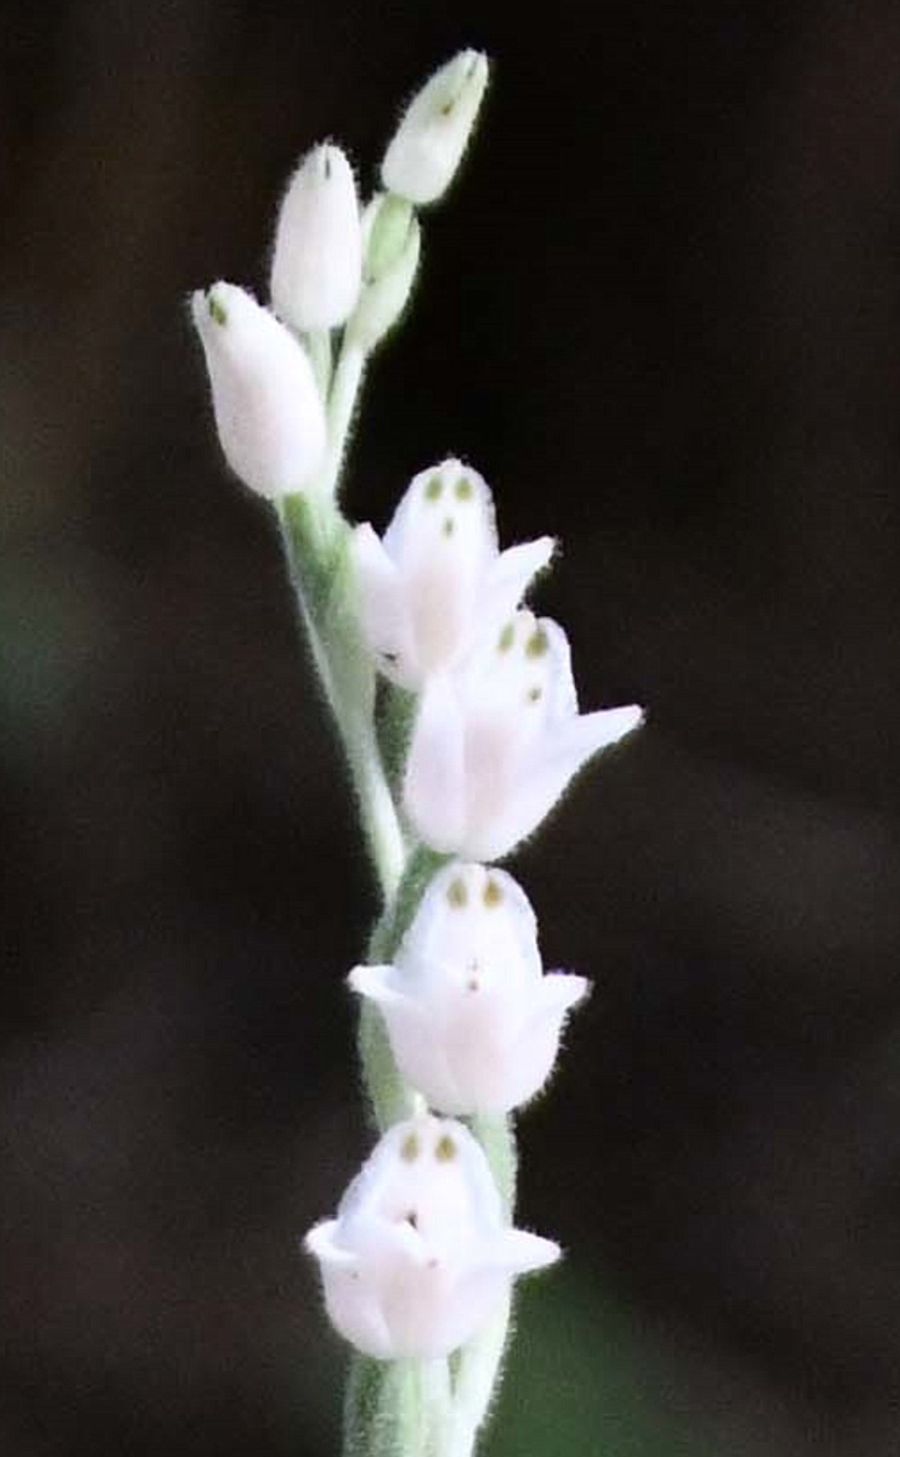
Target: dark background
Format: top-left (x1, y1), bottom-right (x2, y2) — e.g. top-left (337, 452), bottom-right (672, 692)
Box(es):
top-left (3, 1), bottom-right (900, 1453)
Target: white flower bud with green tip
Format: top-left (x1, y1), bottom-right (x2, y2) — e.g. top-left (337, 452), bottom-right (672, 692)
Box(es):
top-left (191, 282), bottom-right (326, 498)
top-left (348, 193), bottom-right (421, 351)
top-left (382, 50), bottom-right (489, 206)
top-left (350, 863), bottom-right (588, 1115)
top-left (270, 143), bottom-right (362, 331)
top-left (352, 459), bottom-right (554, 689)
top-left (305, 1115), bottom-right (559, 1360)
top-left (404, 611), bottom-right (644, 860)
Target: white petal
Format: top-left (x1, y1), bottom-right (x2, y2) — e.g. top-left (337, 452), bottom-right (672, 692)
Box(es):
top-left (480, 536), bottom-right (555, 631)
top-left (543, 703), bottom-right (645, 765)
top-left (270, 144), bottom-right (362, 331)
top-left (320, 1264), bottom-right (397, 1359)
top-left (304, 1219), bottom-right (358, 1270)
top-left (416, 1270), bottom-right (511, 1357)
top-left (464, 704), bottom-right (644, 860)
top-left (532, 972), bottom-right (590, 1016)
top-left (191, 282), bottom-right (326, 497)
top-left (351, 525), bottom-right (417, 683)
top-left (494, 1229), bottom-right (561, 1273)
top-left (349, 968), bottom-right (464, 1113)
top-left (381, 461), bottom-right (497, 679)
top-left (398, 863), bottom-right (541, 991)
top-left (382, 459), bottom-right (496, 571)
top-left (497, 977), bottom-right (590, 1110)
top-left (381, 51), bottom-right (490, 206)
top-left (403, 675), bottom-right (467, 852)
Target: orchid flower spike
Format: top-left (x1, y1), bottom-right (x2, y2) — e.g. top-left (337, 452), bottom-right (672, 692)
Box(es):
top-left (404, 611), bottom-right (644, 860)
top-left (270, 143), bottom-right (363, 332)
top-left (305, 1115), bottom-right (559, 1360)
top-left (191, 282), bottom-right (326, 498)
top-left (350, 863), bottom-right (588, 1115)
top-left (352, 459), bottom-right (554, 690)
top-left (382, 50), bottom-right (489, 206)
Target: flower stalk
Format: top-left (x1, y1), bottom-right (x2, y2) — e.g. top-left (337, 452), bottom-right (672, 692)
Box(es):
top-left (190, 48), bottom-right (644, 1457)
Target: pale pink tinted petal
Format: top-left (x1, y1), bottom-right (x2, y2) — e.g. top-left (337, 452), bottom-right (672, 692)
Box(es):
top-left (320, 1264), bottom-right (396, 1359)
top-left (419, 1269), bottom-right (511, 1356)
top-left (386, 1010), bottom-right (463, 1114)
top-left (403, 675), bottom-right (467, 852)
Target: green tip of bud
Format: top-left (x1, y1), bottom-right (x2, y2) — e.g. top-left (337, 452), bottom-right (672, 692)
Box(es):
top-left (207, 293), bottom-right (228, 326)
top-left (498, 622), bottom-right (515, 652)
top-left (425, 474), bottom-right (443, 501)
top-left (401, 1132), bottom-right (421, 1162)
top-left (455, 477), bottom-right (473, 501)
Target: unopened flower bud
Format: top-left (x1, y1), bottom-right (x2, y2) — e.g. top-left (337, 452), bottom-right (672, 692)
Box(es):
top-left (191, 282), bottom-right (326, 498)
top-left (348, 194), bottom-right (421, 351)
top-left (271, 143), bottom-right (362, 331)
top-left (305, 1115), bottom-right (559, 1359)
top-left (382, 50), bottom-right (489, 206)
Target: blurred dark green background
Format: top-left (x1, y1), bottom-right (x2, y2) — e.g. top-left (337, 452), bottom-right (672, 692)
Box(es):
top-left (3, 2), bottom-right (900, 1453)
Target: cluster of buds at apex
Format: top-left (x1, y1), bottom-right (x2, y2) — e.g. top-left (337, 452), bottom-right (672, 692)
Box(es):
top-left (191, 283), bottom-right (326, 498)
top-left (352, 458), bottom-right (554, 690)
top-left (350, 863), bottom-right (588, 1115)
top-left (382, 50), bottom-right (489, 206)
top-left (404, 610), bottom-right (643, 861)
top-left (270, 143), bottom-right (363, 332)
top-left (305, 1116), bottom-right (559, 1360)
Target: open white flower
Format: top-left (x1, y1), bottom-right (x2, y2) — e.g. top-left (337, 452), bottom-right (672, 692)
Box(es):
top-left (382, 50), bottom-right (489, 206)
top-left (350, 863), bottom-right (588, 1114)
top-left (352, 459), bottom-right (554, 689)
top-left (191, 282), bottom-right (326, 498)
top-left (305, 1115), bottom-right (558, 1360)
top-left (270, 143), bottom-right (362, 332)
top-left (404, 611), bottom-right (643, 860)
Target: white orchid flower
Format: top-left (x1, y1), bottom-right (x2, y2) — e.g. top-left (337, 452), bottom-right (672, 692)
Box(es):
top-left (305, 1115), bottom-right (558, 1360)
top-left (349, 863), bottom-right (588, 1115)
top-left (403, 611), bottom-right (643, 860)
top-left (191, 282), bottom-right (326, 498)
top-left (352, 458), bottom-right (554, 689)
